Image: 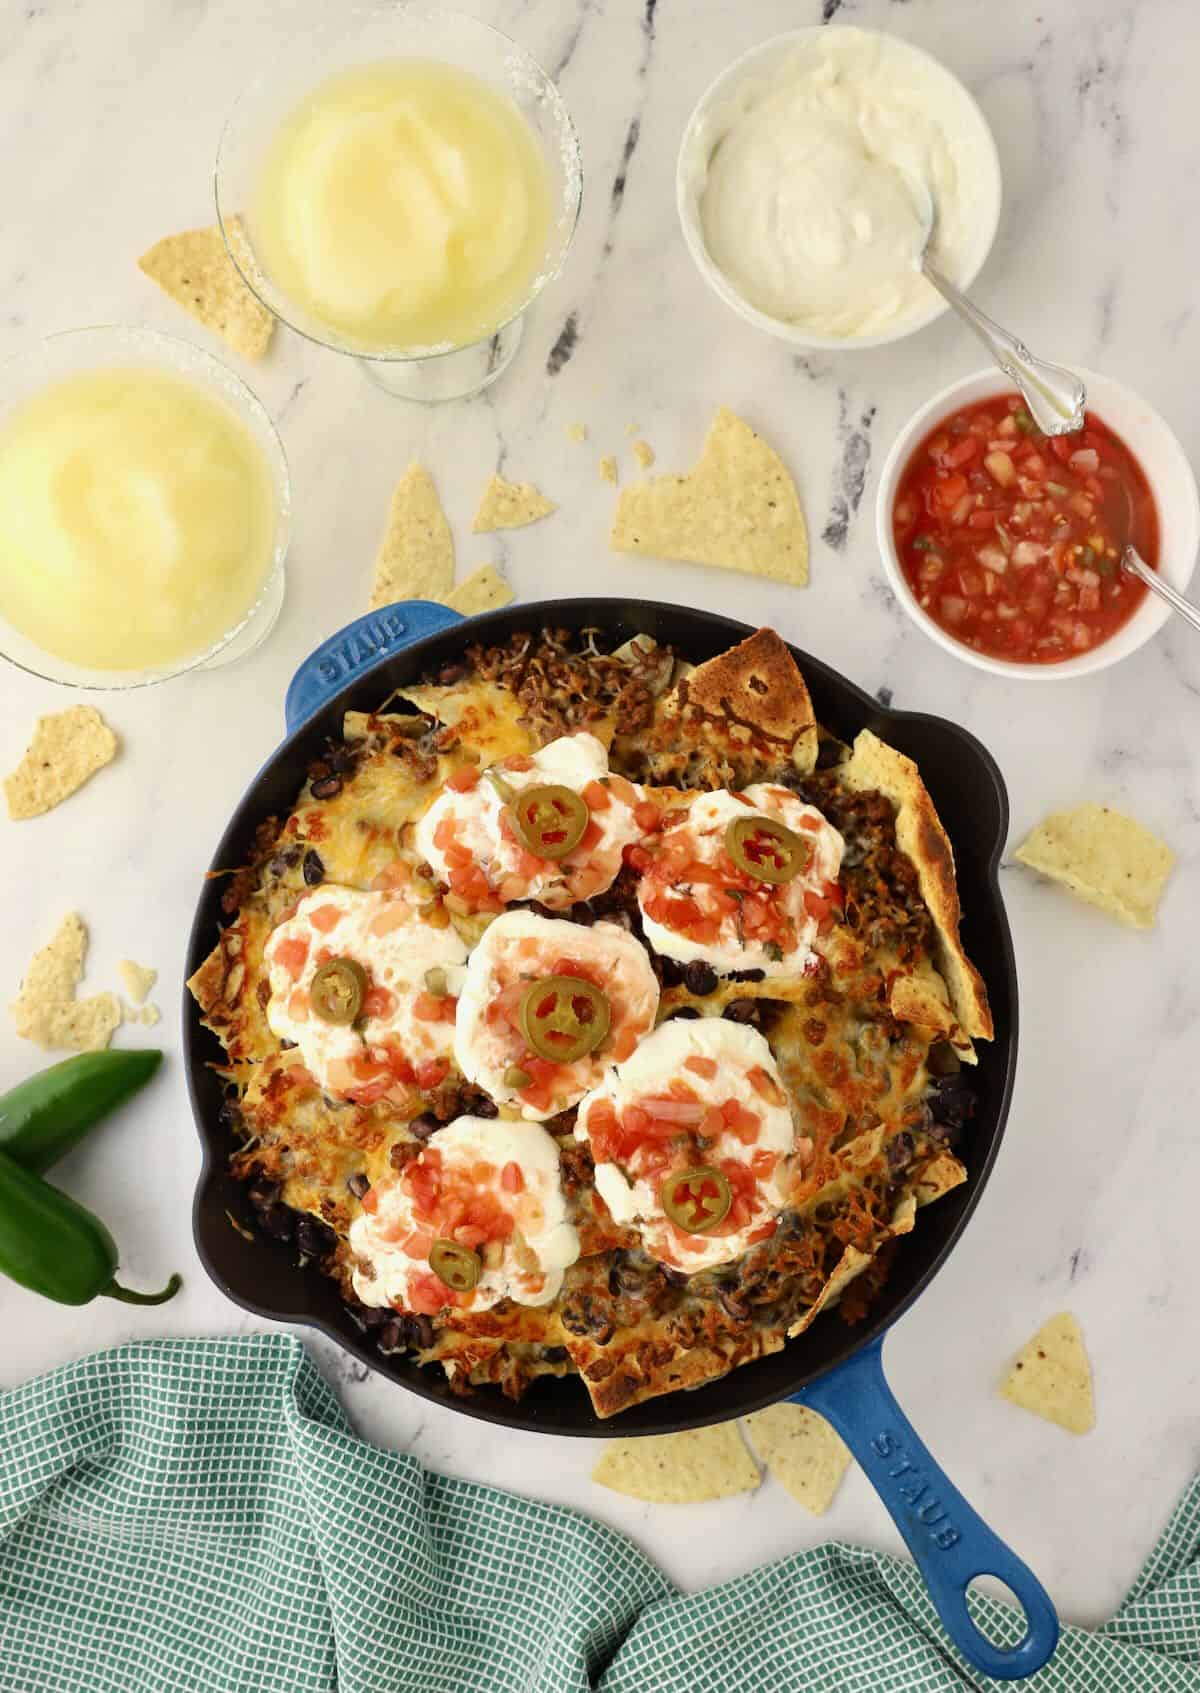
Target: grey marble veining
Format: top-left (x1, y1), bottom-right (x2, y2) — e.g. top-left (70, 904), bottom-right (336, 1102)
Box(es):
top-left (0, 0), bottom-right (1197, 1631)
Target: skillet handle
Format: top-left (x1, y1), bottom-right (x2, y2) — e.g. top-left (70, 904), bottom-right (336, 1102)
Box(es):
top-left (283, 600), bottom-right (465, 735)
top-left (793, 1336), bottom-right (1059, 1681)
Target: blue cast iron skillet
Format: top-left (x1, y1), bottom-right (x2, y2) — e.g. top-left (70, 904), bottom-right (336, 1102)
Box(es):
top-left (185, 598), bottom-right (1059, 1679)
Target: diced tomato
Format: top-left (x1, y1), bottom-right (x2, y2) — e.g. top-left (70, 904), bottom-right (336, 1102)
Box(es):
top-left (501, 1161), bottom-right (524, 1194)
top-left (445, 765), bottom-right (480, 792)
top-left (582, 779), bottom-right (611, 812)
top-left (684, 1055), bottom-right (718, 1080)
top-left (406, 1272), bottom-right (454, 1315)
top-left (360, 1188), bottom-right (379, 1214)
top-left (414, 1058), bottom-right (449, 1091)
top-left (308, 905), bottom-right (342, 933)
top-left (413, 991), bottom-right (454, 1023)
top-left (272, 936), bottom-right (309, 978)
top-left (747, 1066), bottom-right (787, 1106)
top-left (623, 843), bottom-right (653, 874)
top-left (633, 799), bottom-right (662, 833)
top-left (362, 985), bottom-right (397, 1021)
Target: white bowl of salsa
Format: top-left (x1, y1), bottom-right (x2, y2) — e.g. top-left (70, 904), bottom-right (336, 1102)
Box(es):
top-left (877, 367), bottom-right (1199, 677)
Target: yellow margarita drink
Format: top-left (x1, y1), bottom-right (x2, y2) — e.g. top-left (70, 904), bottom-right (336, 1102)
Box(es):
top-left (251, 59), bottom-right (553, 350)
top-left (0, 367), bottom-right (278, 672)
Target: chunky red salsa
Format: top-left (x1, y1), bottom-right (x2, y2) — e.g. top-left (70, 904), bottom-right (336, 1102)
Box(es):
top-left (893, 395), bottom-right (1159, 663)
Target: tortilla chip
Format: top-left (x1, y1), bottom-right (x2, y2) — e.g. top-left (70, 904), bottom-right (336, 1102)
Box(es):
top-left (137, 220), bottom-right (273, 360)
top-left (592, 1422), bottom-right (760, 1504)
top-left (1014, 804), bottom-right (1173, 930)
top-left (445, 565), bottom-right (514, 617)
top-left (632, 439), bottom-right (655, 469)
top-left (11, 913), bottom-right (121, 1052)
top-left (599, 456), bottom-right (618, 486)
top-left (5, 706), bottom-right (119, 821)
top-left (118, 960), bottom-right (157, 1006)
top-left (745, 1405), bottom-right (852, 1513)
top-left (841, 730), bottom-right (992, 1043)
top-left (683, 629), bottom-right (819, 775)
top-left (1000, 1312), bottom-right (1095, 1435)
top-left (787, 1245), bottom-right (873, 1337)
top-left (369, 466), bottom-right (454, 611)
top-left (139, 1004), bottom-right (161, 1027)
top-left (611, 407), bottom-right (808, 586)
top-left (471, 475), bottom-right (555, 533)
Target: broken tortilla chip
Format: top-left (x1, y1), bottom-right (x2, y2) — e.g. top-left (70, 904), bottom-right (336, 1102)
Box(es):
top-left (1000, 1312), bottom-right (1095, 1435)
top-left (445, 565), bottom-right (513, 616)
top-left (1014, 804), bottom-right (1173, 929)
top-left (744, 1405), bottom-right (852, 1514)
top-left (369, 466), bottom-right (454, 611)
top-left (471, 475), bottom-right (555, 532)
top-left (599, 455), bottom-right (618, 486)
top-left (5, 706), bottom-right (118, 821)
top-left (565, 423), bottom-right (587, 444)
top-left (118, 959), bottom-right (157, 1006)
top-left (138, 219), bottom-right (274, 360)
top-left (11, 913), bottom-right (121, 1052)
top-left (632, 439), bottom-right (655, 469)
top-left (611, 407), bottom-right (808, 586)
top-left (592, 1422), bottom-right (760, 1504)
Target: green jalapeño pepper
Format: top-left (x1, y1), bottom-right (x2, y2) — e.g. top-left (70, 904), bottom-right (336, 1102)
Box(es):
top-left (519, 976), bottom-right (611, 1063)
top-left (661, 1166), bottom-right (732, 1234)
top-left (0, 1050), bottom-right (162, 1174)
top-left (0, 1148), bottom-right (181, 1307)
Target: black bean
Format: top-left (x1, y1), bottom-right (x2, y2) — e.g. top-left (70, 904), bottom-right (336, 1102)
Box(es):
top-left (358, 1304), bottom-right (391, 1330)
top-left (310, 776), bottom-right (343, 801)
top-left (657, 953), bottom-right (685, 988)
top-left (929, 1074), bottom-right (976, 1132)
top-left (437, 660), bottom-right (470, 685)
top-left (886, 1131), bottom-right (915, 1174)
top-left (668, 1007), bottom-right (701, 1022)
top-left (267, 854), bottom-right (289, 878)
top-left (296, 1215), bottom-right (336, 1261)
top-left (723, 998), bottom-right (761, 1027)
top-left (815, 737), bottom-right (844, 769)
top-left (302, 849), bottom-right (325, 886)
top-left (540, 1345), bottom-right (569, 1364)
top-left (247, 1176), bottom-right (280, 1210)
top-left (283, 844), bottom-right (304, 868)
top-left (279, 1038), bottom-right (297, 1051)
top-left (308, 761), bottom-right (331, 782)
top-left (728, 967), bottom-right (765, 984)
top-left (219, 1097), bottom-right (243, 1132)
top-left (408, 1112), bottom-right (441, 1141)
top-left (379, 1320), bottom-right (404, 1352)
top-left (569, 902), bottom-right (596, 926)
top-left (470, 1096), bottom-right (499, 1120)
top-left (346, 1172), bottom-right (370, 1199)
top-left (608, 1256), bottom-right (644, 1297)
top-left (407, 1314), bottom-right (435, 1350)
top-left (329, 744), bottom-right (356, 774)
top-left (260, 1202), bottom-right (295, 1241)
top-left (661, 1266), bottom-right (691, 1289)
top-left (682, 959), bottom-right (719, 997)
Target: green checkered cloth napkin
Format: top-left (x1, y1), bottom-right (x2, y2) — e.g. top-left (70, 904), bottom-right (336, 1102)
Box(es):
top-left (1, 1335), bottom-right (1198, 1692)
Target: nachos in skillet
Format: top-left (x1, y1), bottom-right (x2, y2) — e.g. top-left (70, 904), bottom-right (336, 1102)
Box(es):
top-left (189, 628), bottom-right (991, 1418)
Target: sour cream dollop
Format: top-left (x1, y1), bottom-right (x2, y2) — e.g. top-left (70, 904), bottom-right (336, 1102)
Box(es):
top-left (414, 732), bottom-right (647, 913)
top-left (691, 28), bottom-right (996, 339)
top-left (454, 909), bottom-right (660, 1119)
top-left (576, 1018), bottom-right (803, 1273)
top-left (350, 1116), bottom-right (579, 1315)
top-left (264, 885), bottom-right (467, 1102)
top-left (636, 784), bottom-right (843, 977)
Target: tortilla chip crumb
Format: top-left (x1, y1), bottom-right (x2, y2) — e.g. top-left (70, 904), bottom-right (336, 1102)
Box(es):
top-left (744, 1405), bottom-right (852, 1513)
top-left (632, 439), bottom-right (655, 470)
top-left (369, 465), bottom-right (454, 611)
top-left (599, 456), bottom-right (619, 486)
top-left (5, 706), bottom-right (119, 821)
top-left (611, 407), bottom-right (808, 586)
top-left (139, 1003), bottom-right (161, 1027)
top-left (625, 422), bottom-right (640, 437)
top-left (565, 423), bottom-right (588, 444)
top-left (11, 913), bottom-right (121, 1052)
top-left (118, 960), bottom-right (157, 1006)
top-left (592, 1422), bottom-right (760, 1504)
top-left (1014, 804), bottom-right (1173, 929)
top-left (137, 219), bottom-right (274, 360)
top-left (471, 475), bottom-right (555, 533)
top-left (1000, 1312), bottom-right (1095, 1434)
top-left (444, 565), bottom-right (513, 616)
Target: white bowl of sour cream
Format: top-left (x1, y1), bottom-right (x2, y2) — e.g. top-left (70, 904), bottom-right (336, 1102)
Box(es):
top-left (677, 27), bottom-right (1002, 350)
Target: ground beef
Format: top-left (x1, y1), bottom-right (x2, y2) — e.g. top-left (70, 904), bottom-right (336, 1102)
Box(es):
top-left (461, 627), bottom-right (670, 744)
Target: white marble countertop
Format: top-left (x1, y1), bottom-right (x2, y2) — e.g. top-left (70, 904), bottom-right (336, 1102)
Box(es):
top-left (1, 0), bottom-right (1198, 1636)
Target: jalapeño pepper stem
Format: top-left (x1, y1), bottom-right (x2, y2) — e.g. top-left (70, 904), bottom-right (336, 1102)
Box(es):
top-left (101, 1273), bottom-right (183, 1307)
